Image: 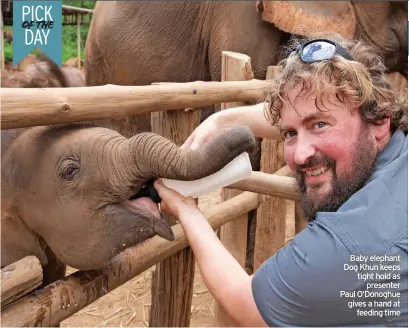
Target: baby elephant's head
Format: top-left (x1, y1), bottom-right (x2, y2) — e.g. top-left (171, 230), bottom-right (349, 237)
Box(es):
top-left (2, 124), bottom-right (256, 270)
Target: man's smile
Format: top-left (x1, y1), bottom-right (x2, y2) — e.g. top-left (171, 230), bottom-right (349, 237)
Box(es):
top-left (301, 164), bottom-right (332, 194)
top-left (302, 164), bottom-right (330, 177)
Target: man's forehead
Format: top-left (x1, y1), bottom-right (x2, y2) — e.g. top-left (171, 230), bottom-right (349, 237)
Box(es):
top-left (279, 89), bottom-right (350, 122)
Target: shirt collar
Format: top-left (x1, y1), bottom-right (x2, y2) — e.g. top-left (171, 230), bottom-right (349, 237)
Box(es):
top-left (373, 130), bottom-right (407, 172)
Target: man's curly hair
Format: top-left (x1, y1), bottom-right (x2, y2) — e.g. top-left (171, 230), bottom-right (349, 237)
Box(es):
top-left (265, 33), bottom-right (407, 134)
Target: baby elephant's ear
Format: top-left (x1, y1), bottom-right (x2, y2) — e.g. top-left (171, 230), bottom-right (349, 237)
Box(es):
top-left (1, 210), bottom-right (48, 268)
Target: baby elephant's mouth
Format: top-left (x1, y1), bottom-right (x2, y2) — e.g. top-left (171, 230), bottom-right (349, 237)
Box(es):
top-left (130, 179), bottom-right (162, 203)
top-left (123, 194), bottom-right (174, 242)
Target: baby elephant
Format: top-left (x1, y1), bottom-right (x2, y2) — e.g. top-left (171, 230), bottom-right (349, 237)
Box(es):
top-left (1, 51), bottom-right (85, 88)
top-left (1, 124), bottom-right (256, 284)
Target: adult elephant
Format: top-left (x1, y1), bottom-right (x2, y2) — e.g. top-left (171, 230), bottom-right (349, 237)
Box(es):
top-left (84, 1), bottom-right (407, 135)
top-left (84, 1), bottom-right (290, 135)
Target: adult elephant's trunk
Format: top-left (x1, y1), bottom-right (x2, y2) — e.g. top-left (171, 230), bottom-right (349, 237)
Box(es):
top-left (129, 126), bottom-right (257, 181)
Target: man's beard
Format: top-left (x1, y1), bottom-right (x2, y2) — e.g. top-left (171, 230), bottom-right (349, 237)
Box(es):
top-left (296, 126), bottom-right (378, 222)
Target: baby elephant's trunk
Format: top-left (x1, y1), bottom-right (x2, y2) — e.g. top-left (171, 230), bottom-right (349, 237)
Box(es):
top-left (129, 126), bottom-right (257, 181)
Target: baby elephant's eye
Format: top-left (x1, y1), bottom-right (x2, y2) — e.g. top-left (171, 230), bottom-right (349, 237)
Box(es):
top-left (63, 165), bottom-right (79, 180)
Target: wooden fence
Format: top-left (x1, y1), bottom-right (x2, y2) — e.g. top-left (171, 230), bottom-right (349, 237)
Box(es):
top-left (0, 51), bottom-right (310, 327)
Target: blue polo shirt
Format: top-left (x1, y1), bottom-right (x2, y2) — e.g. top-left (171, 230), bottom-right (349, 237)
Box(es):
top-left (252, 130), bottom-right (408, 327)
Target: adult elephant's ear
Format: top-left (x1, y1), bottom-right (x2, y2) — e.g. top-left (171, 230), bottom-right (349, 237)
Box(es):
top-left (351, 1), bottom-right (408, 76)
top-left (256, 1), bottom-right (356, 39)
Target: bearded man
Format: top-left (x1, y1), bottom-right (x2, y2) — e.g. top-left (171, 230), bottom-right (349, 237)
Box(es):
top-left (154, 35), bottom-right (408, 326)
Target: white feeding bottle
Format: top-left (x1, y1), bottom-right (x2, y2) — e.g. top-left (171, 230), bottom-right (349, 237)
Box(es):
top-left (162, 152), bottom-right (252, 198)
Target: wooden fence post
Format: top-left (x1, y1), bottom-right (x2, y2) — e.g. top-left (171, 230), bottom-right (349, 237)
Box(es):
top-left (213, 51), bottom-right (254, 327)
top-left (148, 108), bottom-right (201, 326)
top-left (253, 66), bottom-right (292, 270)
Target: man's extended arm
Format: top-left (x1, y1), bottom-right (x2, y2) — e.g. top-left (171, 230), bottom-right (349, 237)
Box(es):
top-left (153, 180), bottom-right (267, 327)
top-left (178, 208), bottom-right (267, 326)
top-left (215, 102), bottom-right (281, 140)
top-left (182, 102), bottom-right (281, 150)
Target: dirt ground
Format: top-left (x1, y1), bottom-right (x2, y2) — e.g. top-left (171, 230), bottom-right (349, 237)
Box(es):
top-left (61, 190), bottom-right (222, 327)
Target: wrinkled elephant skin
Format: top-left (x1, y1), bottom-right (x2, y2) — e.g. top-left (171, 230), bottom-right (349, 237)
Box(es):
top-left (85, 1), bottom-right (407, 138)
top-left (84, 1), bottom-right (290, 135)
top-left (1, 124), bottom-right (256, 283)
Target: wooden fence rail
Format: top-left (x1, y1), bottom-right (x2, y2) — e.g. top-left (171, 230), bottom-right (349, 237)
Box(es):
top-left (229, 171), bottom-right (298, 200)
top-left (1, 80), bottom-right (273, 130)
top-left (1, 191), bottom-right (260, 327)
top-left (1, 256), bottom-right (43, 308)
top-left (62, 4), bottom-right (94, 14)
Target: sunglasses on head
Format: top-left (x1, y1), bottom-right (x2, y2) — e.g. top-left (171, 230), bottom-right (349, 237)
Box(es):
top-left (289, 39), bottom-right (354, 63)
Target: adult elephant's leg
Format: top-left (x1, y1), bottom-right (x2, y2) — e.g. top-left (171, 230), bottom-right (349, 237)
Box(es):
top-left (84, 54), bottom-right (152, 135)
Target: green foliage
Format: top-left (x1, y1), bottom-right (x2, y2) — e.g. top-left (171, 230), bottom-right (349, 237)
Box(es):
top-left (61, 25), bottom-right (89, 62)
top-left (61, 0), bottom-right (94, 61)
top-left (3, 0), bottom-right (95, 64)
top-left (4, 45), bottom-right (13, 62)
top-left (3, 26), bottom-right (13, 62)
